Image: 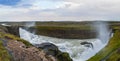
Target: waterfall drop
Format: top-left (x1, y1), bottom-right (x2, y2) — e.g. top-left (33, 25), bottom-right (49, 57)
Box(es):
top-left (92, 22), bottom-right (110, 43)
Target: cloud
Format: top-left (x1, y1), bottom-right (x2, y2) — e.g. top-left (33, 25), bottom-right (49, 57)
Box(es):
top-left (0, 0), bottom-right (120, 21)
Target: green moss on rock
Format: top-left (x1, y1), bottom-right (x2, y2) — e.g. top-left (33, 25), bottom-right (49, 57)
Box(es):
top-left (56, 52), bottom-right (73, 61)
top-left (0, 32), bottom-right (32, 47)
top-left (0, 40), bottom-right (12, 61)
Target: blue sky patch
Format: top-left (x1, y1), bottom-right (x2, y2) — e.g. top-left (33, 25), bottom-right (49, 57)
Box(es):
top-left (0, 0), bottom-right (21, 6)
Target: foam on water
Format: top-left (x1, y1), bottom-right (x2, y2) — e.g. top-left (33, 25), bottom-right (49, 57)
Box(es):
top-left (19, 28), bottom-right (109, 61)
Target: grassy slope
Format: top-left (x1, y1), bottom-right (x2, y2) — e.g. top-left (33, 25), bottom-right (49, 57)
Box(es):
top-left (88, 30), bottom-right (120, 61)
top-left (106, 49), bottom-right (120, 61)
top-left (0, 40), bottom-right (11, 61)
top-left (0, 32), bottom-right (33, 47)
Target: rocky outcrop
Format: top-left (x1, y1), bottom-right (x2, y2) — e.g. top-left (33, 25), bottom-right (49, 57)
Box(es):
top-left (6, 25), bottom-right (20, 37)
top-left (34, 43), bottom-right (59, 56)
top-left (56, 52), bottom-right (72, 61)
top-left (80, 42), bottom-right (93, 49)
top-left (0, 25), bottom-right (8, 33)
top-left (0, 25), bottom-right (57, 61)
top-left (34, 43), bottom-right (73, 61)
top-left (0, 32), bottom-right (57, 61)
top-left (7, 40), bottom-right (56, 61)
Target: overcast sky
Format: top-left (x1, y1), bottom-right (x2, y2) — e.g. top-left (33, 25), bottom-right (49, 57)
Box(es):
top-left (0, 0), bottom-right (120, 21)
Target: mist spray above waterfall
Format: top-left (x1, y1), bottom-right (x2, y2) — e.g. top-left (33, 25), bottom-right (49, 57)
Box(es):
top-left (24, 21), bottom-right (36, 33)
top-left (25, 21), bottom-right (35, 27)
top-left (93, 21), bottom-right (110, 43)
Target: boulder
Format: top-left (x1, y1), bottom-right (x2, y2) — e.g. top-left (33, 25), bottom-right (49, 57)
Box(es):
top-left (56, 52), bottom-right (73, 61)
top-left (34, 42), bottom-right (59, 56)
top-left (80, 42), bottom-right (93, 49)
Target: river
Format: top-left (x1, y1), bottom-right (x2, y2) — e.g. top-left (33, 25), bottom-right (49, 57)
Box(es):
top-left (19, 28), bottom-right (109, 61)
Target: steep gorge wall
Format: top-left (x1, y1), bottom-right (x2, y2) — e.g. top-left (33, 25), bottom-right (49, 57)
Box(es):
top-left (35, 28), bottom-right (97, 39)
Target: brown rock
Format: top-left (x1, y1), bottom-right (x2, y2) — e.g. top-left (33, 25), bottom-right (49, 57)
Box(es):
top-left (6, 40), bottom-right (57, 61)
top-left (117, 48), bottom-right (120, 54)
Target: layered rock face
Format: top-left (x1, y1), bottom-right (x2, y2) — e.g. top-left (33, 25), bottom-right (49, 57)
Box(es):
top-left (6, 25), bottom-right (20, 37)
top-left (35, 29), bottom-right (97, 39)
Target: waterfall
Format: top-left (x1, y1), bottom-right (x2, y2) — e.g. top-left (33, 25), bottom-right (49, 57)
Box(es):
top-left (18, 21), bottom-right (112, 61)
top-left (19, 27), bottom-right (110, 61)
top-left (92, 21), bottom-right (110, 43)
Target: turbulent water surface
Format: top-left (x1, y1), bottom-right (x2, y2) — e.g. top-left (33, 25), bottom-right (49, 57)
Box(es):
top-left (19, 28), bottom-right (110, 61)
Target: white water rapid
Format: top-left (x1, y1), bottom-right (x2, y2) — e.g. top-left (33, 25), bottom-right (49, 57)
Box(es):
top-left (19, 28), bottom-right (110, 61)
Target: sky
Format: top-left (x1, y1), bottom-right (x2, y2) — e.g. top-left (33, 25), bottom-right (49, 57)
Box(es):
top-left (0, 0), bottom-right (120, 21)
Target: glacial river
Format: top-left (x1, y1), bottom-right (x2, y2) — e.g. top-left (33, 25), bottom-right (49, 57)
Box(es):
top-left (20, 28), bottom-right (109, 61)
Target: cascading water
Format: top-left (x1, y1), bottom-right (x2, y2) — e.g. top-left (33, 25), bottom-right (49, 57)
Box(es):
top-left (19, 22), bottom-right (111, 61)
top-left (93, 22), bottom-right (110, 43)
